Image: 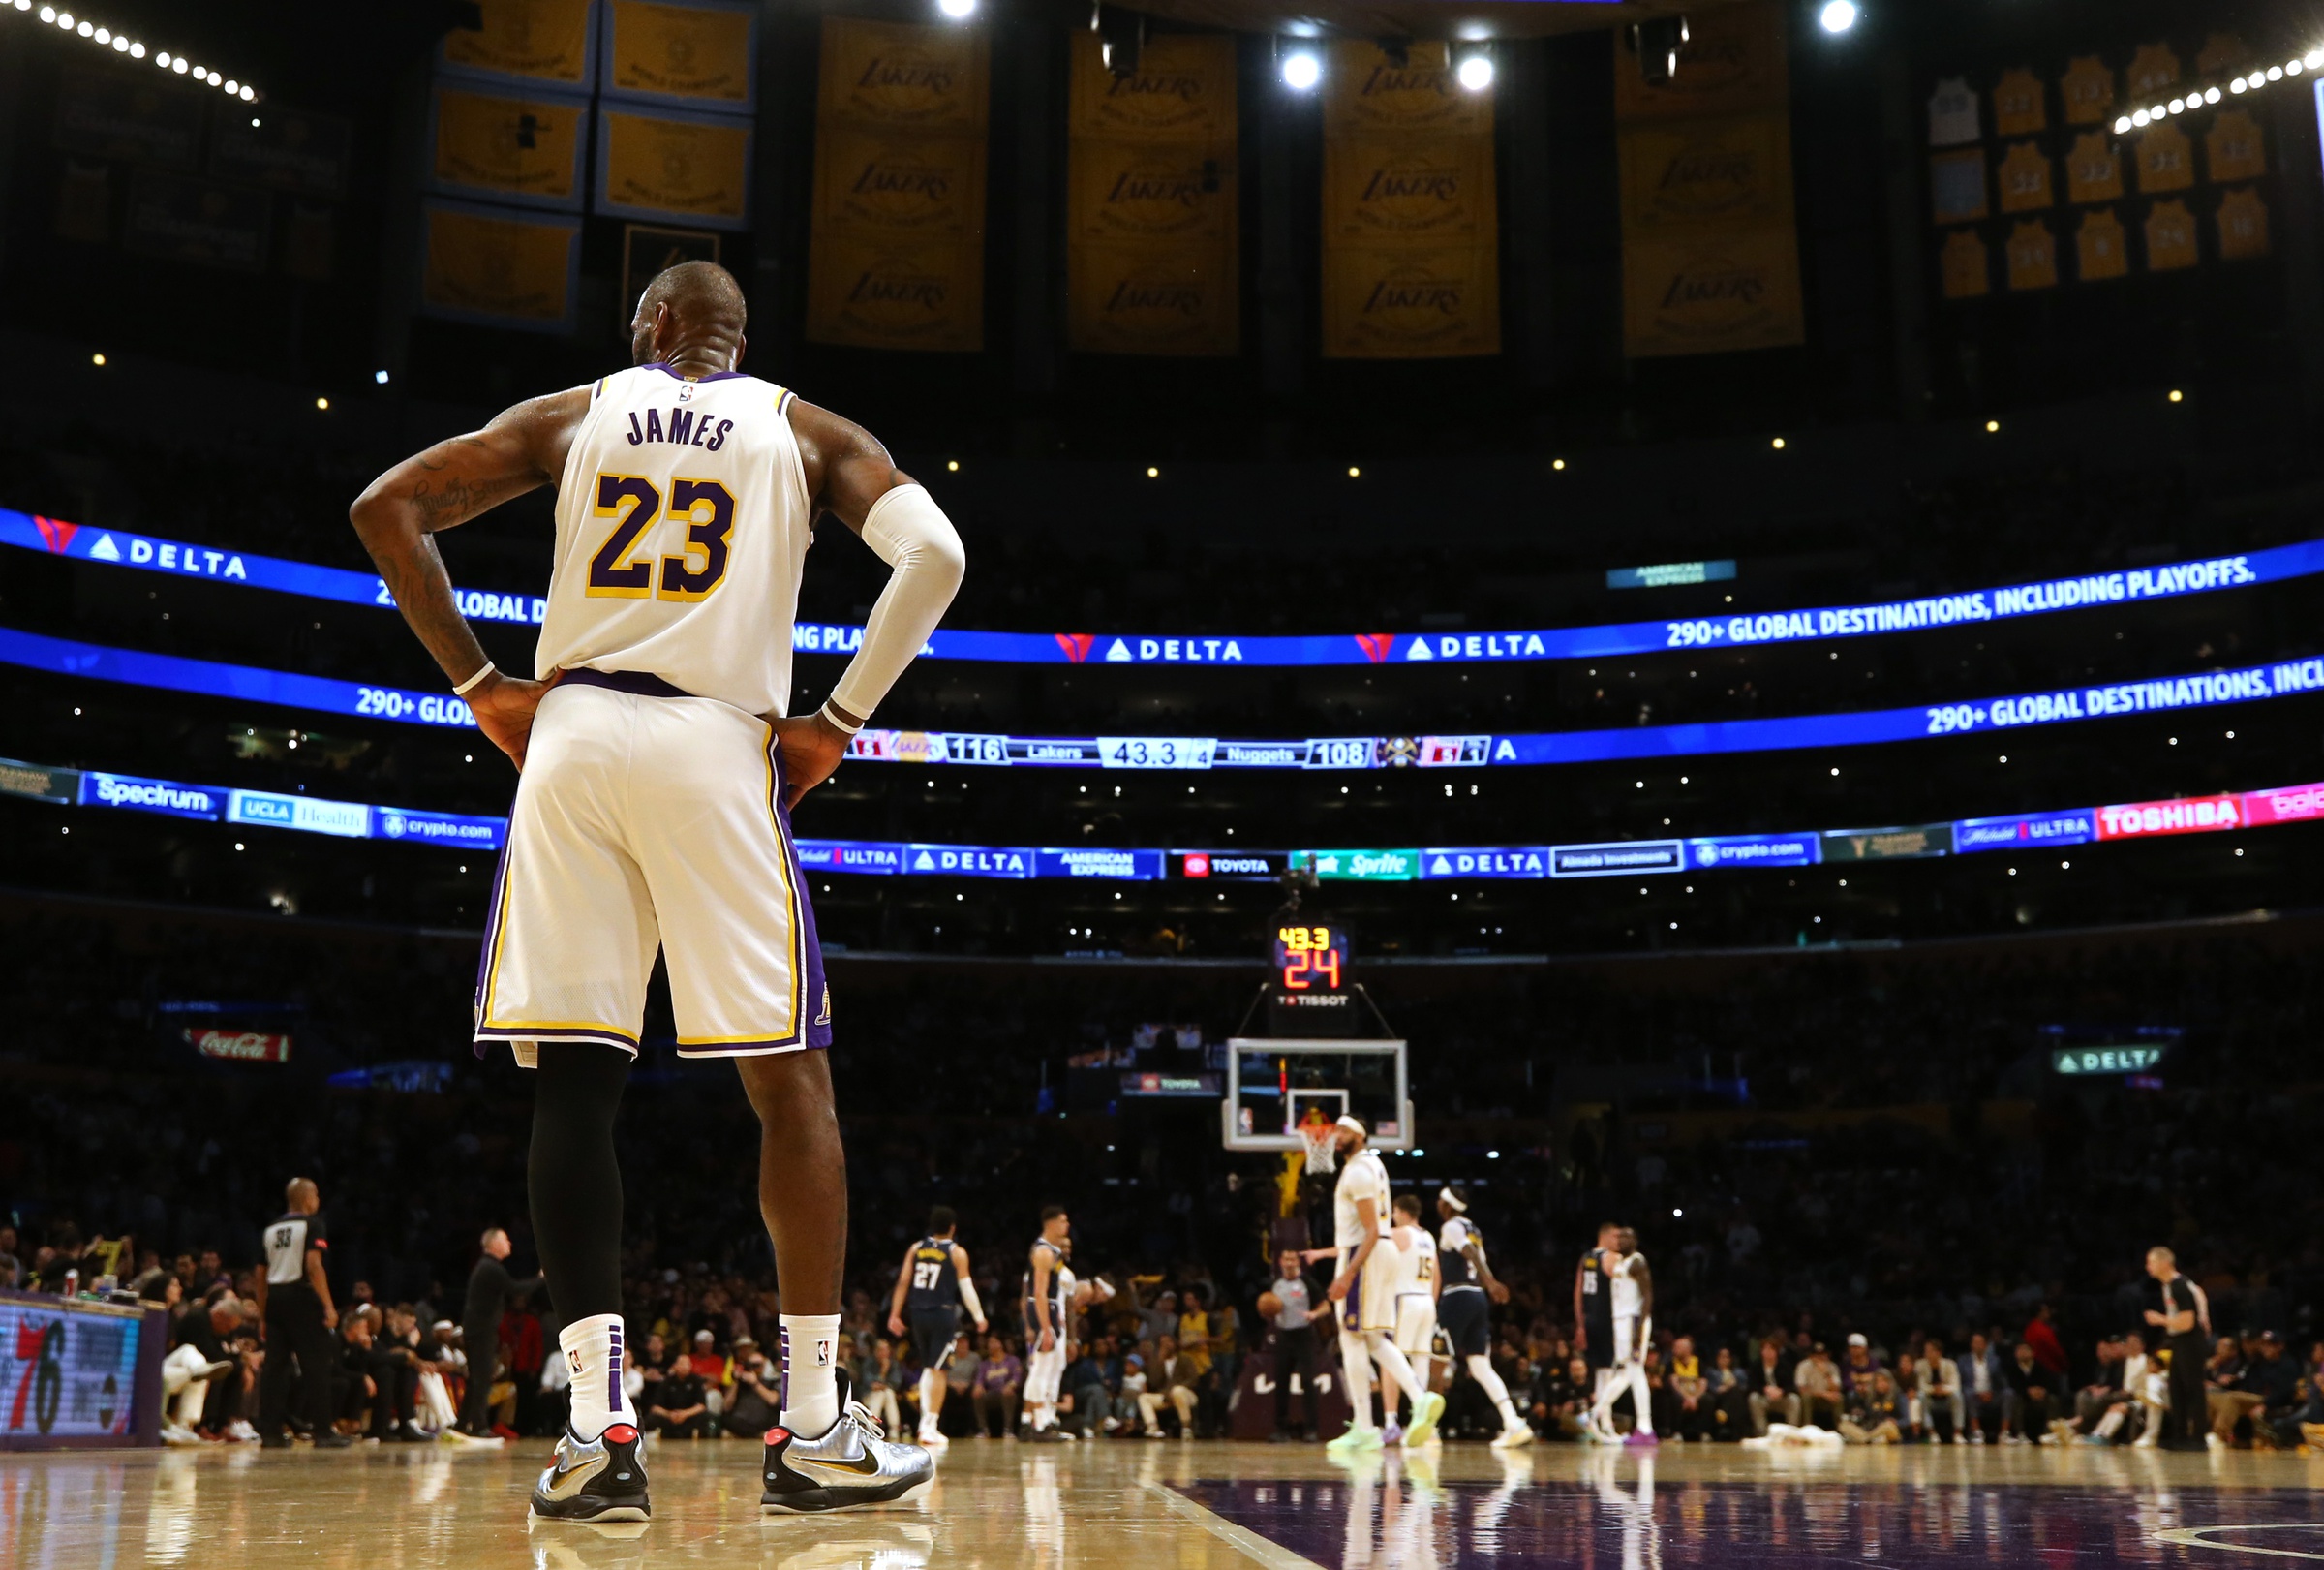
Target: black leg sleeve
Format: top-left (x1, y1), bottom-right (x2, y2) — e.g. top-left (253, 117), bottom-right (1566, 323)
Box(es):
top-left (529, 1042), bottom-right (631, 1322)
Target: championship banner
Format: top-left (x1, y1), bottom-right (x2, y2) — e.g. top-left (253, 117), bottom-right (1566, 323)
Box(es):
top-left (121, 171), bottom-right (270, 272)
top-left (600, 0), bottom-right (756, 110)
top-left (440, 0), bottom-right (597, 90)
top-left (1321, 41), bottom-right (1498, 359)
top-left (1067, 32), bottom-right (1238, 356)
top-left (209, 108), bottom-right (354, 199)
top-left (595, 103), bottom-right (752, 229)
top-left (1614, 0), bottom-right (1803, 358)
top-left (53, 69), bottom-right (203, 168)
top-left (419, 199), bottom-right (581, 331)
top-left (806, 18), bottom-right (989, 352)
top-left (429, 81), bottom-right (589, 210)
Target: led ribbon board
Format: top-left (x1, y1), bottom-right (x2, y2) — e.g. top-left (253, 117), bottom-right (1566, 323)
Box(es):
top-left (18, 748), bottom-right (2324, 882)
top-left (10, 624), bottom-right (2324, 770)
top-left (5, 507), bottom-right (2309, 665)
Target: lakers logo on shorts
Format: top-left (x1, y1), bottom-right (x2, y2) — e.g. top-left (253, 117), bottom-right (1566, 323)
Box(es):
top-left (815, 984), bottom-right (833, 1027)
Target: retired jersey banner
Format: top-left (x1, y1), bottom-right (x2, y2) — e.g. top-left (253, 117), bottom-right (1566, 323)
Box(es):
top-left (595, 102), bottom-right (752, 229)
top-left (419, 199), bottom-right (581, 332)
top-left (440, 0), bottom-right (597, 89)
top-left (1321, 41), bottom-right (1498, 359)
top-left (806, 18), bottom-right (989, 352)
top-left (600, 0), bottom-right (756, 109)
top-left (429, 81), bottom-right (589, 210)
top-left (1067, 33), bottom-right (1238, 356)
top-left (1614, 0), bottom-right (1803, 357)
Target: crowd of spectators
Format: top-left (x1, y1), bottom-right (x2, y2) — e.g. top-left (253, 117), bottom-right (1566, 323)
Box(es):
top-left (5, 893), bottom-right (2324, 1450)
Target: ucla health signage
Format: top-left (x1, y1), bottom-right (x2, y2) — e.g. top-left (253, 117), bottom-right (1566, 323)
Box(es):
top-left (227, 789), bottom-right (371, 839)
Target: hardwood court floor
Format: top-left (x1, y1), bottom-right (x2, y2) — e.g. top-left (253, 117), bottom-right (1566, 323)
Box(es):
top-left (5, 1434), bottom-right (2323, 1569)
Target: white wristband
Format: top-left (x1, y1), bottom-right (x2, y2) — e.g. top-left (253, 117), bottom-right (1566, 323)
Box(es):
top-left (452, 661), bottom-right (497, 696)
top-left (817, 700), bottom-right (864, 736)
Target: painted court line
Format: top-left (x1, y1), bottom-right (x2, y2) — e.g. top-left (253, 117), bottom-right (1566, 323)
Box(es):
top-left (2157, 1525), bottom-right (2324, 1560)
top-left (1150, 1484), bottom-right (1324, 1570)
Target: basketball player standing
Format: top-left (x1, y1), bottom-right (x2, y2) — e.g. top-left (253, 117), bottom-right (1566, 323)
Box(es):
top-left (1322, 1117), bottom-right (1426, 1452)
top-left (887, 1205), bottom-right (986, 1448)
top-left (1023, 1207), bottom-right (1074, 1441)
top-left (1587, 1225), bottom-right (1656, 1446)
top-left (1575, 1221), bottom-right (1619, 1416)
top-left (1386, 1193), bottom-right (1448, 1447)
top-left (1436, 1186), bottom-right (1531, 1447)
top-left (352, 262), bottom-right (962, 1520)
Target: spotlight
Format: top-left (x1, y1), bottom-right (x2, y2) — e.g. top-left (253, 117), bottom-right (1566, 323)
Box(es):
top-left (1094, 4), bottom-right (1144, 78)
top-left (1454, 44), bottom-right (1493, 92)
top-left (1629, 14), bottom-right (1688, 86)
top-left (937, 0), bottom-right (974, 16)
top-left (1818, 0), bottom-right (1857, 34)
top-left (1281, 46), bottom-right (1321, 91)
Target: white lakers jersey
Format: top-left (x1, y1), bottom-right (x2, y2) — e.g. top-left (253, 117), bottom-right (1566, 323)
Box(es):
top-left (1332, 1148), bottom-right (1391, 1249)
top-left (1388, 1226), bottom-right (1435, 1297)
top-left (539, 364), bottom-right (812, 717)
top-left (1610, 1251), bottom-right (1645, 1319)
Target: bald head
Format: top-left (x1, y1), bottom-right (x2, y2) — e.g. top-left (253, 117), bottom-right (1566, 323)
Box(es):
top-left (630, 262), bottom-right (748, 373)
top-left (286, 1177), bottom-right (319, 1213)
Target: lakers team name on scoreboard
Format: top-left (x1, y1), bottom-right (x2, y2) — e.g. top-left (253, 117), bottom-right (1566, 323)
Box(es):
top-left (843, 731), bottom-right (1492, 771)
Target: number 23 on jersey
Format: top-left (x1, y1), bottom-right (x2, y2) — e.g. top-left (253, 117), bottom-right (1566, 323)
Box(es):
top-left (586, 473), bottom-right (736, 602)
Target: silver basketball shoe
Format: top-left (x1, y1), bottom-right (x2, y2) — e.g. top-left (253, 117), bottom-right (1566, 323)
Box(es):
top-left (761, 1370), bottom-right (934, 1514)
top-left (530, 1421), bottom-right (651, 1523)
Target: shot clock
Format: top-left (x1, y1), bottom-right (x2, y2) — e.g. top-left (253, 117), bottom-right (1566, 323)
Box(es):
top-left (1272, 923), bottom-right (1351, 994)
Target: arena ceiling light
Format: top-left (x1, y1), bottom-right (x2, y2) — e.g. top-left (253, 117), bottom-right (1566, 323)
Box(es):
top-left (1454, 43), bottom-right (1494, 92)
top-left (935, 0), bottom-right (975, 17)
top-left (1280, 46), bottom-right (1322, 91)
top-left (1817, 0), bottom-right (1858, 35)
top-left (2115, 47), bottom-right (2319, 133)
top-left (15, 2), bottom-right (260, 100)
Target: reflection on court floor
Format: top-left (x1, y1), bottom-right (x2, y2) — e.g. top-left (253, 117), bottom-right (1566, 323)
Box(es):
top-left (6, 1439), bottom-right (2324, 1569)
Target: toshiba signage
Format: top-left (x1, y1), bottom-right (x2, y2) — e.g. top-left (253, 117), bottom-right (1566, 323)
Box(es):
top-left (2094, 795), bottom-right (2244, 841)
top-left (186, 1029), bottom-right (292, 1063)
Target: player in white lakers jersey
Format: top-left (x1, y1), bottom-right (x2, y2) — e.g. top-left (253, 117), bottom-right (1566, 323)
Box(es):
top-left (1587, 1225), bottom-right (1657, 1446)
top-left (1319, 1116), bottom-right (1426, 1453)
top-left (352, 262), bottom-right (962, 1521)
top-left (1386, 1192), bottom-right (1449, 1447)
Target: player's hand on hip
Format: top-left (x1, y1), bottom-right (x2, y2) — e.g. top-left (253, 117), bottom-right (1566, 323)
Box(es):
top-left (468, 668), bottom-right (561, 772)
top-left (768, 711), bottom-right (852, 808)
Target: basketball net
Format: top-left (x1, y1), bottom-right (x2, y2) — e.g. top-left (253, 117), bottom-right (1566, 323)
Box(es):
top-left (1299, 1123), bottom-right (1338, 1177)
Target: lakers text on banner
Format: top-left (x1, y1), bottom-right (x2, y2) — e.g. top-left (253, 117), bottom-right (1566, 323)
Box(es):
top-left (429, 82), bottom-right (588, 209)
top-left (1615, 0), bottom-right (1803, 357)
top-left (595, 103), bottom-right (752, 229)
top-left (419, 199), bottom-right (581, 331)
top-left (1067, 32), bottom-right (1238, 356)
top-left (599, 0), bottom-right (757, 109)
top-left (1321, 41), bottom-right (1498, 359)
top-left (806, 17), bottom-right (989, 352)
top-left (440, 0), bottom-right (597, 89)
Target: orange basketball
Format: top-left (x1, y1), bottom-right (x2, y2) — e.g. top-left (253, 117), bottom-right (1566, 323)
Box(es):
top-left (1257, 1291), bottom-right (1284, 1319)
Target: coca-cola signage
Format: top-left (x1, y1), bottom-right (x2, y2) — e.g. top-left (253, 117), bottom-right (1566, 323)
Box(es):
top-left (185, 1029), bottom-right (292, 1063)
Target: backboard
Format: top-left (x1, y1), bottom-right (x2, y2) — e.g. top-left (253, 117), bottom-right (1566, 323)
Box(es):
top-left (1221, 1037), bottom-right (1412, 1152)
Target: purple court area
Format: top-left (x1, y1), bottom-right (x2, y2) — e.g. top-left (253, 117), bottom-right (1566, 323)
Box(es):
top-left (1176, 1475), bottom-right (2324, 1567)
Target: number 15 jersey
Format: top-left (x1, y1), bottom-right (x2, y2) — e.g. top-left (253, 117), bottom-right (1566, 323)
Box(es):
top-left (539, 364), bottom-right (812, 718)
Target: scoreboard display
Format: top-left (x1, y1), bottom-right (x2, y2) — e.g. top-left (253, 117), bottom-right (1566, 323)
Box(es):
top-left (1273, 924), bottom-right (1350, 992)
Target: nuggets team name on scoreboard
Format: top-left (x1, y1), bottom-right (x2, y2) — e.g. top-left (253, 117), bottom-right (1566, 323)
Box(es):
top-left (843, 731), bottom-right (1493, 770)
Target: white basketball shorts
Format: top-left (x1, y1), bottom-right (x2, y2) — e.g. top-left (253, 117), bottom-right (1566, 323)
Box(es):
top-left (1339, 1247), bottom-right (1400, 1335)
top-left (473, 672), bottom-right (831, 1060)
top-left (1392, 1294), bottom-right (1438, 1357)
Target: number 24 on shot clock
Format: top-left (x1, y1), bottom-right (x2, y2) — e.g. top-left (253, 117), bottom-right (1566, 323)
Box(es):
top-left (1274, 924), bottom-right (1350, 991)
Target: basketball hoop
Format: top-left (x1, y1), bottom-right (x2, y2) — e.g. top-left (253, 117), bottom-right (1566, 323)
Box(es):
top-left (1300, 1123), bottom-right (1338, 1177)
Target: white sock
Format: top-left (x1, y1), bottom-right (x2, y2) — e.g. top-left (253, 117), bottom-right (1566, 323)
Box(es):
top-left (1467, 1354), bottom-right (1522, 1429)
top-left (1029, 1402), bottom-right (1054, 1431)
top-left (559, 1313), bottom-right (635, 1442)
top-left (780, 1315), bottom-right (842, 1437)
top-left (1626, 1363), bottom-right (1654, 1434)
top-left (917, 1368), bottom-right (941, 1429)
top-left (1338, 1332), bottom-right (1374, 1428)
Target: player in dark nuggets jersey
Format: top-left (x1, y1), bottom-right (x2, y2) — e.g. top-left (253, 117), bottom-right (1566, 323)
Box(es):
top-left (886, 1205), bottom-right (987, 1448)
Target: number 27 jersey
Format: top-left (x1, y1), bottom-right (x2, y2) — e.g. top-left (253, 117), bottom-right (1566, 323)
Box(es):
top-left (539, 364), bottom-right (813, 718)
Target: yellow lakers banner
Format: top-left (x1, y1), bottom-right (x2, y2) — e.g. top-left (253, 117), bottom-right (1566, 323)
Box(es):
top-left (807, 18), bottom-right (989, 352)
top-left (441, 0), bottom-right (596, 89)
top-left (430, 82), bottom-right (588, 210)
top-left (1067, 33), bottom-right (1238, 356)
top-left (1615, 0), bottom-right (1803, 357)
top-left (1321, 41), bottom-right (1497, 359)
top-left (595, 104), bottom-right (751, 229)
top-left (420, 200), bottom-right (579, 331)
top-left (602, 0), bottom-right (756, 109)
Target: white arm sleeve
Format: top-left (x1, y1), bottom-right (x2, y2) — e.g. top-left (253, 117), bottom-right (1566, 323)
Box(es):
top-left (826, 484), bottom-right (965, 723)
top-left (957, 1276), bottom-right (986, 1324)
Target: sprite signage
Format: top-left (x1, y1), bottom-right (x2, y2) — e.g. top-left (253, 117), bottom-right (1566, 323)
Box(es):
top-left (1290, 848), bottom-right (1419, 882)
